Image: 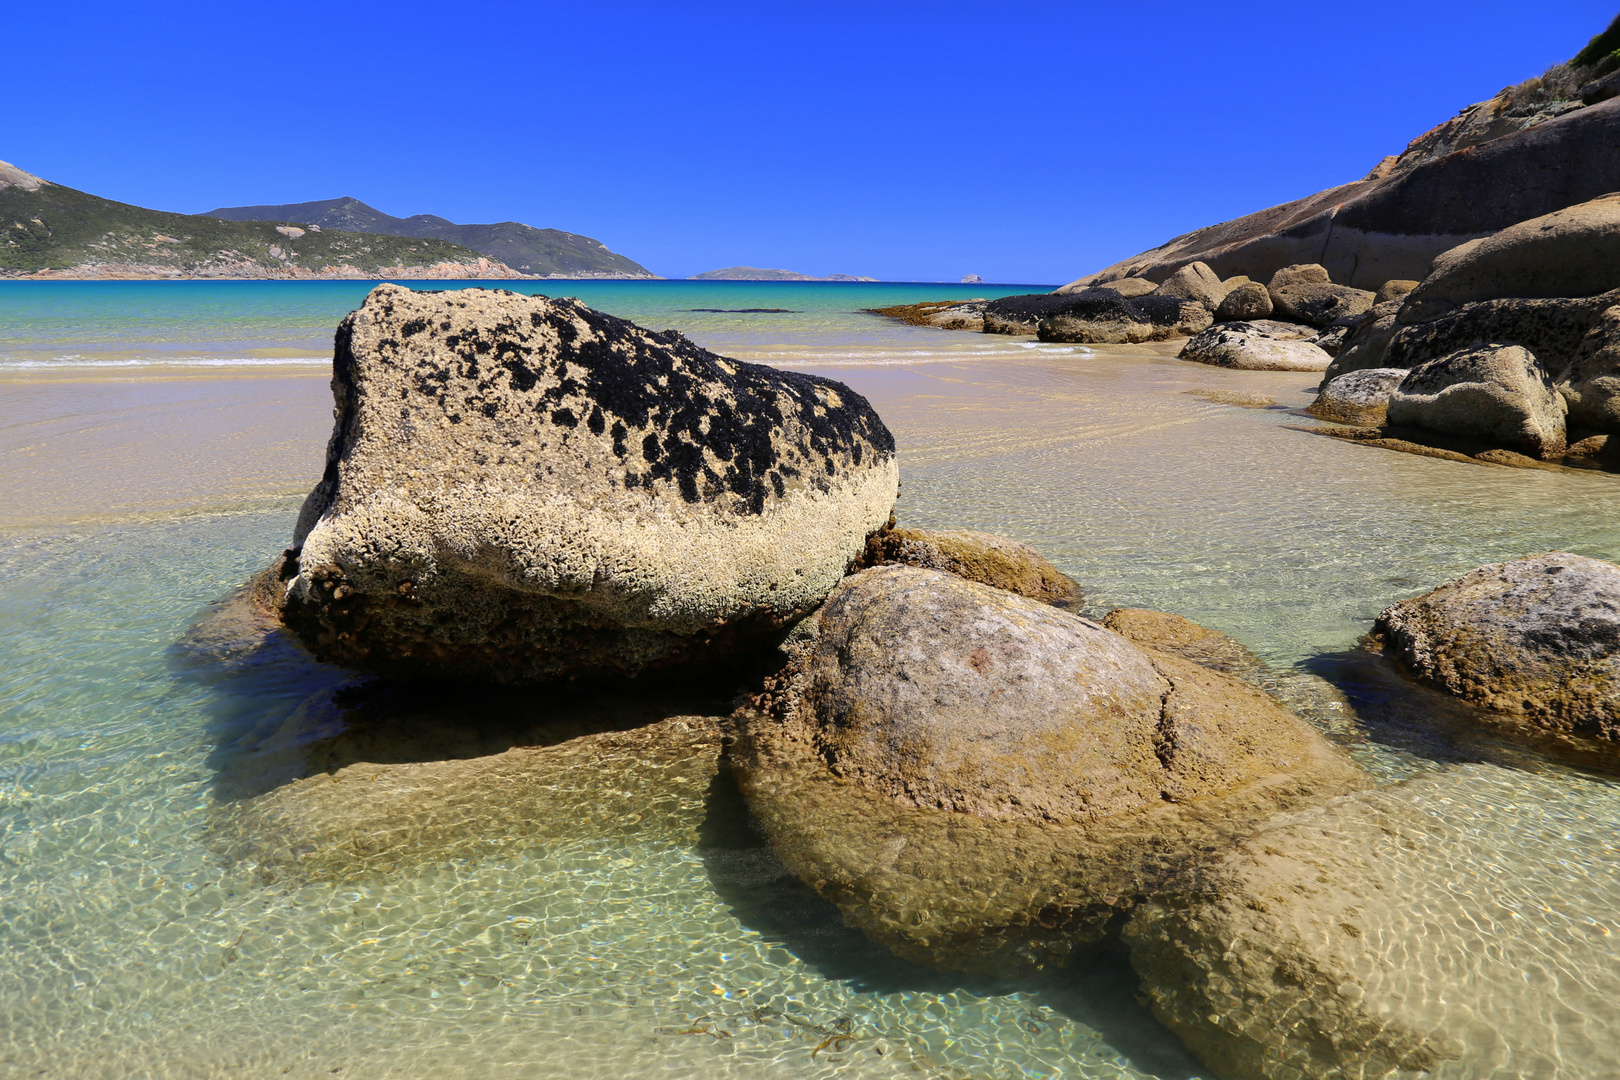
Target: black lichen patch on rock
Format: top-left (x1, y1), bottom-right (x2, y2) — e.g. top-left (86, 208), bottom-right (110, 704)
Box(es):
top-left (280, 284), bottom-right (899, 684)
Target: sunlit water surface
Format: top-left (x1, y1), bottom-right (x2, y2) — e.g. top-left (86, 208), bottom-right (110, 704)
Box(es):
top-left (2, 282), bottom-right (1619, 1078)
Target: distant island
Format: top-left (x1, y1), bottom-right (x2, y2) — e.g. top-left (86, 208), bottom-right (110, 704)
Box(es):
top-left (689, 266), bottom-right (877, 281)
top-left (206, 197), bottom-right (653, 279)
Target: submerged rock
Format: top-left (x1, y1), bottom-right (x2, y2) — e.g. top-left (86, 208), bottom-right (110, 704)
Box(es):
top-left (732, 567), bottom-right (1364, 975)
top-left (1126, 762), bottom-right (1620, 1080)
top-left (1179, 322), bottom-right (1332, 371)
top-left (278, 285), bottom-right (898, 684)
top-left (215, 713), bottom-right (728, 882)
top-left (1100, 608), bottom-right (1263, 678)
top-left (1374, 552), bottom-right (1620, 748)
top-left (1386, 344), bottom-right (1567, 458)
top-left (1308, 367), bottom-right (1407, 425)
top-left (857, 526), bottom-right (1082, 607)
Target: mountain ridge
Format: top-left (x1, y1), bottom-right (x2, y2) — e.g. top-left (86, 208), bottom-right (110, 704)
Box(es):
top-left (0, 161), bottom-right (521, 279)
top-left (206, 197), bottom-right (653, 279)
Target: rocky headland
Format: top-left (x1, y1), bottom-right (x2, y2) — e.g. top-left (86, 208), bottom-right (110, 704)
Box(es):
top-left (872, 22), bottom-right (1620, 472)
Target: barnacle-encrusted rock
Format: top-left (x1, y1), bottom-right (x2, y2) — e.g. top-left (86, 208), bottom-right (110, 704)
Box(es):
top-left (732, 567), bottom-right (1364, 975)
top-left (1374, 551), bottom-right (1620, 748)
top-left (280, 284), bottom-right (898, 683)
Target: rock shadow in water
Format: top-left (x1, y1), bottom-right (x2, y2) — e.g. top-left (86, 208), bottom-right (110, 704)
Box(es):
top-left (173, 580), bottom-right (738, 803)
top-left (696, 767), bottom-right (1201, 1079)
top-left (1305, 643), bottom-right (1620, 774)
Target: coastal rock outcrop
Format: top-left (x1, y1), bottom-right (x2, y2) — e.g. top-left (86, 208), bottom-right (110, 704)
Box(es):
top-left (1179, 322), bottom-right (1332, 371)
top-left (279, 284), bottom-right (898, 683)
top-left (732, 566), bottom-right (1364, 975)
top-left (981, 292), bottom-right (1091, 335)
top-left (1037, 290), bottom-right (1213, 344)
top-left (857, 526), bottom-right (1081, 607)
top-left (1308, 367), bottom-right (1407, 425)
top-left (1385, 344), bottom-right (1567, 458)
top-left (1400, 193), bottom-right (1620, 321)
top-left (1056, 95), bottom-right (1620, 291)
top-left (1559, 301), bottom-right (1620, 432)
top-left (1214, 281), bottom-right (1273, 322)
top-left (1374, 552), bottom-right (1620, 747)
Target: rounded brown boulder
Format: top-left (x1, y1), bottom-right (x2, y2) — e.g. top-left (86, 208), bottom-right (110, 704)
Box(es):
top-left (856, 526), bottom-right (1081, 606)
top-left (1375, 551), bottom-right (1620, 750)
top-left (732, 566), bottom-right (1365, 975)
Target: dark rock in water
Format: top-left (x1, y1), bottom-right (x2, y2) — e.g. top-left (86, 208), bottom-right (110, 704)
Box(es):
top-left (1057, 96), bottom-right (1620, 291)
top-left (1387, 344), bottom-right (1567, 458)
top-left (732, 566), bottom-right (1365, 975)
top-left (1308, 367), bottom-right (1407, 425)
top-left (1213, 281), bottom-right (1273, 322)
top-left (1375, 551), bottom-right (1620, 747)
top-left (1037, 290), bottom-right (1212, 344)
top-left (278, 284), bottom-right (898, 684)
top-left (868, 299), bottom-right (985, 331)
top-left (1384, 289), bottom-right (1620, 373)
top-left (1401, 194), bottom-right (1620, 321)
top-left (1558, 301), bottom-right (1620, 434)
top-left (857, 526), bottom-right (1081, 607)
top-left (981, 292), bottom-right (1092, 335)
top-left (1179, 321), bottom-right (1331, 371)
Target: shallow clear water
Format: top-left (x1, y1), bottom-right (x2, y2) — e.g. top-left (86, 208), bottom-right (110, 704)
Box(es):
top-left (3, 282), bottom-right (1620, 1078)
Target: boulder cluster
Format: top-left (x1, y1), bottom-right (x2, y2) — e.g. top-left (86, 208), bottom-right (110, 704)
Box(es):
top-left (232, 279), bottom-right (1620, 1080)
top-left (1307, 195), bottom-right (1620, 463)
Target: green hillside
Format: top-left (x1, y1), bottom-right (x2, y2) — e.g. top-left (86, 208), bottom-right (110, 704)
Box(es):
top-left (0, 164), bottom-right (505, 277)
top-left (206, 196), bottom-right (653, 278)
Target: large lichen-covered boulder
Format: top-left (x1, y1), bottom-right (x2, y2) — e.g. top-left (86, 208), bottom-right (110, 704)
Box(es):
top-left (1179, 322), bottom-right (1332, 371)
top-left (732, 566), bottom-right (1365, 975)
top-left (1386, 344), bottom-right (1567, 458)
top-left (1401, 193), bottom-right (1620, 322)
top-left (1321, 299), bottom-right (1405, 379)
top-left (1375, 552), bottom-right (1620, 748)
top-left (1560, 301), bottom-right (1620, 432)
top-left (1126, 762), bottom-right (1620, 1080)
top-left (857, 526), bottom-right (1081, 607)
top-left (280, 284), bottom-right (898, 683)
top-left (1269, 279), bottom-right (1377, 329)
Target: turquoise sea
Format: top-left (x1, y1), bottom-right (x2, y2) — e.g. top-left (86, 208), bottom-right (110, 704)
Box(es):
top-left (3, 280), bottom-right (1620, 1079)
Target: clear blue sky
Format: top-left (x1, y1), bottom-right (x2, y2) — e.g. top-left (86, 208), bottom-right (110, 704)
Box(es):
top-left (8, 1), bottom-right (1615, 282)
